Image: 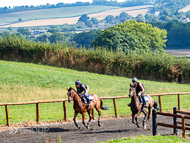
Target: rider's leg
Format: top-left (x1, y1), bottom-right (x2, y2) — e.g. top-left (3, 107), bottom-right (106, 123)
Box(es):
top-left (141, 93), bottom-right (148, 108)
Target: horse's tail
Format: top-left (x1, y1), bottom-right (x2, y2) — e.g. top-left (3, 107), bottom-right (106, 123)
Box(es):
top-left (100, 99), bottom-right (109, 110)
top-left (153, 100), bottom-right (160, 110)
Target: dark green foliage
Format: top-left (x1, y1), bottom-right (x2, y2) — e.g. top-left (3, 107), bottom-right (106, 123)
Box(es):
top-left (0, 35), bottom-right (190, 83)
top-left (91, 20), bottom-right (167, 53)
top-left (17, 27), bottom-right (31, 36)
top-left (47, 28), bottom-right (60, 33)
top-left (151, 20), bottom-right (190, 48)
top-left (73, 29), bottom-right (101, 48)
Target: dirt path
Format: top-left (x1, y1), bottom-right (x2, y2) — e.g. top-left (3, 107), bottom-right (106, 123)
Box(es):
top-left (0, 116), bottom-right (187, 143)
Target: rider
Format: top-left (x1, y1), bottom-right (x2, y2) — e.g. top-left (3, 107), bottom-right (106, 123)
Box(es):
top-left (75, 79), bottom-right (91, 107)
top-left (128, 77), bottom-right (148, 108)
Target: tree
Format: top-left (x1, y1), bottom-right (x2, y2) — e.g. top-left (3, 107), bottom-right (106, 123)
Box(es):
top-left (48, 32), bottom-right (65, 43)
top-left (47, 28), bottom-right (60, 33)
top-left (91, 20), bottom-right (167, 53)
top-left (72, 29), bottom-right (101, 48)
top-left (7, 26), bottom-right (13, 33)
top-left (17, 27), bottom-right (31, 36)
top-left (18, 18), bottom-right (22, 22)
top-left (36, 32), bottom-right (52, 42)
top-left (104, 15), bottom-right (115, 23)
top-left (91, 17), bottom-right (99, 24)
top-left (78, 14), bottom-right (89, 24)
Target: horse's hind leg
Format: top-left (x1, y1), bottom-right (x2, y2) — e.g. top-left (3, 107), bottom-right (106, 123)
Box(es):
top-left (73, 111), bottom-right (80, 129)
top-left (95, 106), bottom-right (101, 127)
top-left (82, 112), bottom-right (88, 129)
top-left (87, 109), bottom-right (92, 128)
top-left (142, 110), bottom-right (148, 129)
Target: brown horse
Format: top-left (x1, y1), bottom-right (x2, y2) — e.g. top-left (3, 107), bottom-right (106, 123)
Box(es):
top-left (67, 87), bottom-right (109, 129)
top-left (129, 84), bottom-right (160, 129)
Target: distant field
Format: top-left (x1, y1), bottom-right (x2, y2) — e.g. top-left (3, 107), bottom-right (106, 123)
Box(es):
top-left (0, 6), bottom-right (119, 25)
top-left (0, 5), bottom-right (153, 28)
top-left (179, 4), bottom-right (190, 12)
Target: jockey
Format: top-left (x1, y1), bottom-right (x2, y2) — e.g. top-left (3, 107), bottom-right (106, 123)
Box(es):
top-left (75, 79), bottom-right (91, 107)
top-left (128, 77), bottom-right (148, 108)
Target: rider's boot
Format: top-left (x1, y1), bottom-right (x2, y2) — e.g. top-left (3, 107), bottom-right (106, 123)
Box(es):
top-left (142, 96), bottom-right (148, 108)
top-left (86, 97), bottom-right (91, 107)
top-left (128, 103), bottom-right (131, 107)
top-left (82, 96), bottom-right (87, 104)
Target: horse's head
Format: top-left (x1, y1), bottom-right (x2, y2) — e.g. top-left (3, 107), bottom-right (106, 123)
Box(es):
top-left (67, 87), bottom-right (74, 103)
top-left (129, 84), bottom-right (137, 98)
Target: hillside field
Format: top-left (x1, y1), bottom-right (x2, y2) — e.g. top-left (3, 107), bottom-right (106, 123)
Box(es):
top-left (0, 5), bottom-right (153, 28)
top-left (0, 60), bottom-right (189, 125)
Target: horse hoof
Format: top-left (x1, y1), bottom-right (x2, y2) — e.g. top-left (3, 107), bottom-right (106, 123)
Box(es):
top-left (78, 126), bottom-right (80, 129)
top-left (137, 125), bottom-right (140, 128)
top-left (98, 123), bottom-right (101, 127)
top-left (143, 126), bottom-right (146, 130)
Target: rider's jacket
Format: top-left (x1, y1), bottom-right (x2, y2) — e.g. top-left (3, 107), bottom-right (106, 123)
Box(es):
top-left (76, 83), bottom-right (88, 95)
top-left (136, 82), bottom-right (145, 95)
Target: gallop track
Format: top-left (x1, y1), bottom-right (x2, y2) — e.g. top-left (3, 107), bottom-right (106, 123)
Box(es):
top-left (0, 116), bottom-right (185, 143)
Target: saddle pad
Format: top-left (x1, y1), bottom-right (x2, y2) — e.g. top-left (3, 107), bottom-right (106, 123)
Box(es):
top-left (83, 94), bottom-right (94, 102)
top-left (88, 94), bottom-right (94, 101)
top-left (140, 95), bottom-right (149, 103)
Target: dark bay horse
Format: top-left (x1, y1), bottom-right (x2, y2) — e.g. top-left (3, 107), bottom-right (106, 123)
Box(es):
top-left (129, 84), bottom-right (160, 129)
top-left (67, 87), bottom-right (109, 129)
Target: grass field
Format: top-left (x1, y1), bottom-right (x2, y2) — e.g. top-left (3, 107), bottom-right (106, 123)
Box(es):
top-left (0, 60), bottom-right (190, 126)
top-left (0, 5), bottom-right (153, 28)
top-left (98, 135), bottom-right (190, 143)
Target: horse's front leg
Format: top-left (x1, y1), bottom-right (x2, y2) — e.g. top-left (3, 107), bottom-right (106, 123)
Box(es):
top-left (82, 112), bottom-right (88, 129)
top-left (135, 110), bottom-right (141, 128)
top-left (132, 112), bottom-right (136, 124)
top-left (73, 111), bottom-right (80, 129)
top-left (87, 109), bottom-right (92, 128)
top-left (142, 110), bottom-right (148, 129)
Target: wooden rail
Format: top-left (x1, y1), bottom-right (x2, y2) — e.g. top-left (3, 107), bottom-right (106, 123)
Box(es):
top-left (153, 108), bottom-right (190, 139)
top-left (0, 92), bottom-right (190, 126)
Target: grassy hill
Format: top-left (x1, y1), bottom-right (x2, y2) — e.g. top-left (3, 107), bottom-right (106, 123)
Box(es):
top-left (0, 60), bottom-right (189, 125)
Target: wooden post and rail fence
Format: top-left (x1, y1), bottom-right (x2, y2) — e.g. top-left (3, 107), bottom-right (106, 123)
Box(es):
top-left (152, 107), bottom-right (190, 139)
top-left (0, 92), bottom-right (190, 127)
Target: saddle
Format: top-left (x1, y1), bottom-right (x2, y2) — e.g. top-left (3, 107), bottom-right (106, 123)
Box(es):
top-left (82, 94), bottom-right (94, 103)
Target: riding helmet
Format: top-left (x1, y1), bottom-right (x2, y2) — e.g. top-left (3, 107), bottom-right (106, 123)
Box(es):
top-left (132, 77), bottom-right (137, 82)
top-left (75, 79), bottom-right (80, 85)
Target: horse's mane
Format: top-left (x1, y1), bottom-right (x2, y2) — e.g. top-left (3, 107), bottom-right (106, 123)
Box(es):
top-left (68, 87), bottom-right (80, 97)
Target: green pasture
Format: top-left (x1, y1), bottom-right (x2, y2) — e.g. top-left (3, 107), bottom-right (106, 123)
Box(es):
top-left (0, 60), bottom-right (190, 125)
top-left (0, 6), bottom-right (119, 24)
top-left (98, 135), bottom-right (190, 143)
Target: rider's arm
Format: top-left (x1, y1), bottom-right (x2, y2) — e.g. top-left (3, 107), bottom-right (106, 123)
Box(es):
top-left (139, 82), bottom-right (145, 95)
top-left (81, 84), bottom-right (86, 95)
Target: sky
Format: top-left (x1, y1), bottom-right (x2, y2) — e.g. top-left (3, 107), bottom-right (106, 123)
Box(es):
top-left (0, 0), bottom-right (126, 8)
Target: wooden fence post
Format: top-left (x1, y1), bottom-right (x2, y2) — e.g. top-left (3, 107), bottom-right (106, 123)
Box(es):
top-left (182, 116), bottom-right (186, 139)
top-left (63, 101), bottom-right (67, 121)
top-left (113, 98), bottom-right (118, 118)
top-left (5, 105), bottom-right (10, 127)
top-left (36, 103), bottom-right (40, 124)
top-left (178, 94), bottom-right (180, 110)
top-left (158, 96), bottom-right (162, 112)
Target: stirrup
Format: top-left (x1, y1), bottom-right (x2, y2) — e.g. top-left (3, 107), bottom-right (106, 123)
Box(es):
top-left (144, 103), bottom-right (148, 108)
